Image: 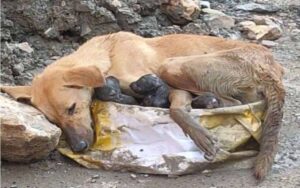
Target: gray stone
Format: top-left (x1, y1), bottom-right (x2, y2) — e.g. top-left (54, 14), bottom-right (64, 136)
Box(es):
top-left (182, 20), bottom-right (210, 35)
top-left (204, 14), bottom-right (235, 29)
top-left (155, 9), bottom-right (173, 27)
top-left (80, 23), bottom-right (92, 36)
top-left (93, 7), bottom-right (117, 23)
top-left (209, 28), bottom-right (242, 40)
top-left (137, 0), bottom-right (161, 16)
top-left (12, 63), bottom-right (25, 76)
top-left (134, 16), bottom-right (162, 37)
top-left (15, 42), bottom-right (34, 53)
top-left (0, 94), bottom-right (62, 162)
top-left (236, 3), bottom-right (280, 13)
top-left (74, 0), bottom-right (96, 12)
top-left (103, 0), bottom-right (141, 30)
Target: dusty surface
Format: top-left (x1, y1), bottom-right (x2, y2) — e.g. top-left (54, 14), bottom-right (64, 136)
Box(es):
top-left (1, 0), bottom-right (300, 188)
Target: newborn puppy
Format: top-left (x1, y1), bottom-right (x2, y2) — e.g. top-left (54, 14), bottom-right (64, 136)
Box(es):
top-left (94, 76), bottom-right (138, 105)
top-left (191, 92), bottom-right (223, 109)
top-left (130, 74), bottom-right (170, 108)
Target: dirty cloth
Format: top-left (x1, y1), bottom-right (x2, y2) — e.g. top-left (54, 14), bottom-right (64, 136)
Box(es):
top-left (58, 100), bottom-right (265, 175)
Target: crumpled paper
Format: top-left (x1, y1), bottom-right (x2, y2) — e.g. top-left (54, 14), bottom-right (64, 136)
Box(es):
top-left (58, 100), bottom-right (265, 175)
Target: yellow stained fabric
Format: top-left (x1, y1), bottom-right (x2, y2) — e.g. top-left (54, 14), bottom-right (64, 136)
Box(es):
top-left (58, 101), bottom-right (265, 172)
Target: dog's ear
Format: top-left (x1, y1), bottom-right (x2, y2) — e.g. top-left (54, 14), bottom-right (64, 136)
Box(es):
top-left (1, 85), bottom-right (32, 103)
top-left (63, 65), bottom-right (106, 88)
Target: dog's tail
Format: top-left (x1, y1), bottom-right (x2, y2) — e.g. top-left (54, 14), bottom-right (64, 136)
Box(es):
top-left (254, 66), bottom-right (285, 180)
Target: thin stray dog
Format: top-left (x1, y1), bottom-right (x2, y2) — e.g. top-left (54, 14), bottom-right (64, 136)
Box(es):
top-left (1, 32), bottom-right (285, 181)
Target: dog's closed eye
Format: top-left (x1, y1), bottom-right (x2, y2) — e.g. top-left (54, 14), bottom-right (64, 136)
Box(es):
top-left (67, 103), bottom-right (76, 115)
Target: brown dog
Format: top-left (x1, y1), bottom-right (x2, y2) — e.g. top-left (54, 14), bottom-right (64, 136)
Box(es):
top-left (1, 32), bottom-right (285, 180)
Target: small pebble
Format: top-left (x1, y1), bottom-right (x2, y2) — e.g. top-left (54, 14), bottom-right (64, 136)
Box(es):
top-left (50, 56), bottom-right (60, 60)
top-left (44, 59), bottom-right (54, 65)
top-left (92, 174), bottom-right (100, 179)
top-left (130, 174), bottom-right (137, 179)
top-left (202, 169), bottom-right (212, 174)
top-left (90, 179), bottom-right (96, 183)
top-left (137, 180), bottom-right (144, 183)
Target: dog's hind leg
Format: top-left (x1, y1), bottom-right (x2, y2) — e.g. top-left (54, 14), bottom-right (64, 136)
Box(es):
top-left (169, 89), bottom-right (217, 160)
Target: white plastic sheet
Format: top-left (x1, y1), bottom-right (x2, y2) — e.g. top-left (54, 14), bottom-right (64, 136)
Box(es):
top-left (58, 101), bottom-right (265, 175)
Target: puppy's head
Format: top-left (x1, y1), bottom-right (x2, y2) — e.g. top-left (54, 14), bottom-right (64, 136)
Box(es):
top-left (94, 76), bottom-right (120, 101)
top-left (191, 92), bottom-right (223, 109)
top-left (130, 74), bottom-right (164, 95)
top-left (1, 65), bottom-right (105, 152)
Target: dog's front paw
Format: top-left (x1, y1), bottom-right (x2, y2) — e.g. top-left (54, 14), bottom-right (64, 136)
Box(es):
top-left (253, 154), bottom-right (272, 182)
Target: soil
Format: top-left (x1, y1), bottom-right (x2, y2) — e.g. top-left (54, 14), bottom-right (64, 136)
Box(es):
top-left (1, 0), bottom-right (300, 188)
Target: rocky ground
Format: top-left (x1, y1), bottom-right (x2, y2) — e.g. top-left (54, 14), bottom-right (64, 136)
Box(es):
top-left (1, 0), bottom-right (300, 187)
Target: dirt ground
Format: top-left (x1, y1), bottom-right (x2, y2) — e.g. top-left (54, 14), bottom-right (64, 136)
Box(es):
top-left (1, 1), bottom-right (300, 188)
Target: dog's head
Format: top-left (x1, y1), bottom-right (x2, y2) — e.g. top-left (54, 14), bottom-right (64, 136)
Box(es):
top-left (1, 65), bottom-right (105, 152)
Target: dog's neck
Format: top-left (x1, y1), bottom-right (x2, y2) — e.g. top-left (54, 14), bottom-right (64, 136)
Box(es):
top-left (48, 35), bottom-right (114, 74)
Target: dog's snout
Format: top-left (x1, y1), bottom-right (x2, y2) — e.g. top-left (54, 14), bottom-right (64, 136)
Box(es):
top-left (71, 140), bottom-right (89, 152)
top-left (62, 124), bottom-right (94, 153)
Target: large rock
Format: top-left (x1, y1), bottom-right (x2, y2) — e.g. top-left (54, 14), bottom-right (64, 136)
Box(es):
top-left (0, 94), bottom-right (61, 162)
top-left (238, 20), bottom-right (282, 41)
top-left (160, 0), bottom-right (201, 25)
top-left (204, 14), bottom-right (235, 30)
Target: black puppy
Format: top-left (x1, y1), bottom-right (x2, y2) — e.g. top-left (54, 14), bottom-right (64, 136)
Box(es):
top-left (191, 92), bottom-right (223, 109)
top-left (130, 74), bottom-right (170, 108)
top-left (94, 76), bottom-right (138, 105)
